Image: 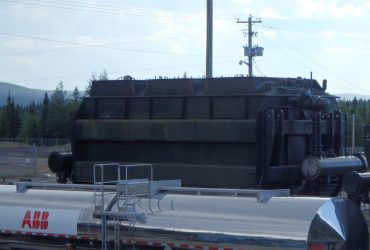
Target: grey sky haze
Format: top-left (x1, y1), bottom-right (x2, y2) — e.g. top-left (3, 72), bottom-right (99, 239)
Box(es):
top-left (1, 0), bottom-right (370, 95)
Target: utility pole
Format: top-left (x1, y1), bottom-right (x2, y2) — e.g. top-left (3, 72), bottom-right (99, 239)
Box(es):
top-left (206, 0), bottom-right (213, 78)
top-left (237, 15), bottom-right (262, 77)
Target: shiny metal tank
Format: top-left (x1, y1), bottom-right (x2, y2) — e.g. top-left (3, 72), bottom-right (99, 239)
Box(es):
top-left (0, 184), bottom-right (367, 250)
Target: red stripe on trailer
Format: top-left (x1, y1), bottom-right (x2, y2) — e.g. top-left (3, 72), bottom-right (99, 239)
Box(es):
top-left (0, 231), bottom-right (242, 250)
top-left (136, 240), bottom-right (147, 246)
top-left (153, 241), bottom-right (162, 247)
top-left (81, 235), bottom-right (90, 241)
top-left (167, 242), bottom-right (175, 248)
top-left (310, 243), bottom-right (325, 250)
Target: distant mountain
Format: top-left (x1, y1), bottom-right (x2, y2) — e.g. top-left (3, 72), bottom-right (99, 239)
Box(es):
top-left (0, 81), bottom-right (63, 106)
top-left (336, 93), bottom-right (370, 100)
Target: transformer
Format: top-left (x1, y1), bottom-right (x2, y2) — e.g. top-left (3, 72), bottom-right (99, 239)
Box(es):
top-left (49, 76), bottom-right (368, 195)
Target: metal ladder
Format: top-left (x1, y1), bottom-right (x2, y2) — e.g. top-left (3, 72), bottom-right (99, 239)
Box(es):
top-left (93, 163), bottom-right (153, 250)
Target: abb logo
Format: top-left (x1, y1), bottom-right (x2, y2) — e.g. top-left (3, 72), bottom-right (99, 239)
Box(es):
top-left (21, 210), bottom-right (49, 230)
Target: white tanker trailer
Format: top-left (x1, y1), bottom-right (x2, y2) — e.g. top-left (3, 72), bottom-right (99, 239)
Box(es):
top-left (0, 174), bottom-right (368, 250)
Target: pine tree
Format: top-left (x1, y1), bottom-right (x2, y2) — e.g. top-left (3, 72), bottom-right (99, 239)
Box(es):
top-left (98, 69), bottom-right (108, 80)
top-left (39, 92), bottom-right (49, 138)
top-left (12, 105), bottom-right (21, 137)
top-left (5, 93), bottom-right (13, 137)
top-left (19, 102), bottom-right (39, 139)
top-left (85, 72), bottom-right (97, 97)
top-left (0, 108), bottom-right (8, 137)
top-left (72, 87), bottom-right (81, 102)
top-left (2, 93), bottom-right (21, 138)
top-left (48, 81), bottom-right (70, 138)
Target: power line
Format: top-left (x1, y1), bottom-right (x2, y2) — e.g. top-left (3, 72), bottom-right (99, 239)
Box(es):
top-left (0, 0), bottom-right (239, 22)
top-left (258, 23), bottom-right (370, 43)
top-left (271, 31), bottom-right (370, 94)
top-left (259, 33), bottom-right (312, 72)
top-left (0, 32), bottom-right (202, 57)
top-left (252, 58), bottom-right (266, 77)
top-left (0, 0), bottom-right (205, 19)
top-left (0, 32), bottom-right (241, 58)
top-left (0, 38), bottom-right (161, 57)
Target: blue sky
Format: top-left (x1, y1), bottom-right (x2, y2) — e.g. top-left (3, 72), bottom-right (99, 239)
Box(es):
top-left (0, 0), bottom-right (370, 95)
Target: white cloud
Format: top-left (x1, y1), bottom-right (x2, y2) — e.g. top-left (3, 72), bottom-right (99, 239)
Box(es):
top-left (29, 7), bottom-right (51, 20)
top-left (1, 38), bottom-right (36, 50)
top-left (152, 11), bottom-right (205, 54)
top-left (214, 17), bottom-right (235, 34)
top-left (260, 29), bottom-right (277, 39)
top-left (259, 6), bottom-right (289, 20)
top-left (232, 0), bottom-right (254, 5)
top-left (322, 47), bottom-right (370, 54)
top-left (76, 36), bottom-right (107, 46)
top-left (5, 56), bottom-right (41, 68)
top-left (315, 31), bottom-right (363, 40)
top-left (234, 0), bottom-right (370, 20)
top-left (297, 0), bottom-right (368, 19)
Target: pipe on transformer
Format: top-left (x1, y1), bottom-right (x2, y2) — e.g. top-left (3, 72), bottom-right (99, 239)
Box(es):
top-left (343, 171), bottom-right (370, 195)
top-left (301, 153), bottom-right (368, 181)
top-left (48, 151), bottom-right (73, 174)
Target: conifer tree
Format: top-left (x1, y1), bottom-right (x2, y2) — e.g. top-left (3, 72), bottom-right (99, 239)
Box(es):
top-left (39, 92), bottom-right (49, 138)
top-left (19, 101), bottom-right (39, 139)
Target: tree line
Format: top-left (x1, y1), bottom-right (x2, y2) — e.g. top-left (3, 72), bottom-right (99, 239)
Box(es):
top-left (338, 98), bottom-right (370, 147)
top-left (0, 70), bottom-right (108, 139)
top-left (0, 82), bottom-right (80, 139)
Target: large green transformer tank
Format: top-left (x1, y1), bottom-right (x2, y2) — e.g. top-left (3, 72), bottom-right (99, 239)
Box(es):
top-left (50, 76), bottom-right (368, 194)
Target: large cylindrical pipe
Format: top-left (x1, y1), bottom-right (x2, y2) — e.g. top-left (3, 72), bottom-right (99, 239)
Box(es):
top-left (48, 151), bottom-right (73, 174)
top-left (343, 171), bottom-right (370, 195)
top-left (301, 153), bottom-right (368, 180)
